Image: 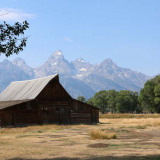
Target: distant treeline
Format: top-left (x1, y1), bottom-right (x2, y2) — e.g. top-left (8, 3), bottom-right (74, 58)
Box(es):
top-left (77, 75), bottom-right (160, 114)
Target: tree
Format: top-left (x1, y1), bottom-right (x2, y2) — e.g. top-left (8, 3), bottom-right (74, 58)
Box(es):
top-left (0, 20), bottom-right (29, 57)
top-left (87, 98), bottom-right (94, 105)
top-left (107, 90), bottom-right (117, 113)
top-left (139, 75), bottom-right (160, 113)
top-left (115, 90), bottom-right (138, 113)
top-left (92, 90), bottom-right (108, 113)
top-left (77, 96), bottom-right (86, 102)
top-left (154, 84), bottom-right (160, 105)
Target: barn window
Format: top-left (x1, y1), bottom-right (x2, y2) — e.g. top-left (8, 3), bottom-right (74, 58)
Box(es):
top-left (60, 108), bottom-right (65, 112)
top-left (44, 107), bottom-right (48, 111)
top-left (41, 107), bottom-right (48, 111)
top-left (56, 107), bottom-right (65, 112)
top-left (26, 103), bottom-right (31, 110)
top-left (56, 108), bottom-right (60, 112)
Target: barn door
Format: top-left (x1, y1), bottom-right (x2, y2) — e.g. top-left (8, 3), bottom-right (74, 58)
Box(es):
top-left (41, 107), bottom-right (49, 124)
top-left (5, 110), bottom-right (14, 126)
top-left (0, 117), bottom-right (1, 127)
top-left (55, 107), bottom-right (69, 124)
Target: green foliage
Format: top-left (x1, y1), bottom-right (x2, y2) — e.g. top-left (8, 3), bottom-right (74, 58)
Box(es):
top-left (87, 89), bottom-right (138, 114)
top-left (87, 98), bottom-right (94, 105)
top-left (115, 90), bottom-right (138, 113)
top-left (107, 90), bottom-right (117, 113)
top-left (89, 74), bottom-right (160, 114)
top-left (154, 84), bottom-right (160, 105)
top-left (92, 90), bottom-right (108, 113)
top-left (139, 75), bottom-right (160, 113)
top-left (77, 96), bottom-right (86, 102)
top-left (87, 75), bottom-right (160, 113)
top-left (0, 21), bottom-right (29, 57)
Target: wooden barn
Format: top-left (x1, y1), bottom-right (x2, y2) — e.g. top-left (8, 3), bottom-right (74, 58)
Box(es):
top-left (0, 74), bottom-right (99, 127)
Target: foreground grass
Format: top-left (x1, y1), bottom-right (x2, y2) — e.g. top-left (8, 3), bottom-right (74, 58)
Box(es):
top-left (0, 116), bottom-right (160, 160)
top-left (0, 124), bottom-right (71, 134)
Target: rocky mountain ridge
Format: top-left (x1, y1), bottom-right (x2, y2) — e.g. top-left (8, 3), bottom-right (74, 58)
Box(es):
top-left (0, 50), bottom-right (150, 99)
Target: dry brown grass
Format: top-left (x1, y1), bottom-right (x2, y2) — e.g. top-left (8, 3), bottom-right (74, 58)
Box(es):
top-left (100, 117), bottom-right (160, 127)
top-left (0, 124), bottom-right (71, 134)
top-left (100, 113), bottom-right (160, 119)
top-left (90, 129), bottom-right (117, 139)
top-left (0, 116), bottom-right (160, 160)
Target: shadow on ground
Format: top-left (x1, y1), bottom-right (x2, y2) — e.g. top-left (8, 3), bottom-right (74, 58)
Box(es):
top-left (7, 155), bottom-right (160, 160)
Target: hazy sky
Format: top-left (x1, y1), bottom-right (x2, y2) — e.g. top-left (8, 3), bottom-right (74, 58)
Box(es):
top-left (0, 0), bottom-right (160, 76)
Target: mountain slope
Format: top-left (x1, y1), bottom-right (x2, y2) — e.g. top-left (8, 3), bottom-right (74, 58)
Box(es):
top-left (0, 60), bottom-right (31, 93)
top-left (91, 58), bottom-right (149, 91)
top-left (12, 58), bottom-right (35, 78)
top-left (0, 50), bottom-right (150, 98)
top-left (59, 76), bottom-right (95, 99)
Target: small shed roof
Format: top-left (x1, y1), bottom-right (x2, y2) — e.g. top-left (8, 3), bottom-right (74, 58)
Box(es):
top-left (0, 74), bottom-right (58, 102)
top-left (0, 100), bottom-right (31, 110)
top-left (73, 99), bottom-right (99, 110)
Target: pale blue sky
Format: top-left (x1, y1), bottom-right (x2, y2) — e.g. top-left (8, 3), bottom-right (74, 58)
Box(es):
top-left (0, 0), bottom-right (160, 76)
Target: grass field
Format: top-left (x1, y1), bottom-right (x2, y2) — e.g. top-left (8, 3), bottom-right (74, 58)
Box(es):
top-left (0, 114), bottom-right (160, 160)
top-left (99, 113), bottom-right (160, 119)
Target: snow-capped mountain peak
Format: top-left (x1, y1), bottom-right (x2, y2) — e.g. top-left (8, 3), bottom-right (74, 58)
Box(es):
top-left (48, 50), bottom-right (64, 61)
top-left (76, 58), bottom-right (85, 63)
top-left (56, 50), bottom-right (62, 55)
top-left (54, 50), bottom-right (63, 57)
top-left (0, 50), bottom-right (150, 99)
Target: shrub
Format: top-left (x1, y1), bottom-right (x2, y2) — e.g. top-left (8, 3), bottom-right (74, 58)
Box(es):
top-left (89, 129), bottom-right (117, 139)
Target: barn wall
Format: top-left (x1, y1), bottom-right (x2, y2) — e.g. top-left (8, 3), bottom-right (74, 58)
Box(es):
top-left (37, 81), bottom-right (71, 124)
top-left (71, 100), bottom-right (92, 124)
top-left (0, 101), bottom-right (39, 126)
top-left (0, 108), bottom-right (14, 126)
top-left (0, 111), bottom-right (2, 126)
top-left (14, 101), bottom-right (38, 125)
top-left (0, 110), bottom-right (5, 126)
top-left (38, 102), bottom-right (70, 124)
top-left (91, 108), bottom-right (99, 123)
top-left (38, 81), bottom-right (71, 101)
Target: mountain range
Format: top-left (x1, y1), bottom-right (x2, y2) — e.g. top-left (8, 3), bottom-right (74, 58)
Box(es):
top-left (0, 50), bottom-right (150, 99)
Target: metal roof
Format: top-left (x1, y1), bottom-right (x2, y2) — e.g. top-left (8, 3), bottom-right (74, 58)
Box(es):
top-left (0, 74), bottom-right (58, 102)
top-left (0, 100), bottom-right (31, 110)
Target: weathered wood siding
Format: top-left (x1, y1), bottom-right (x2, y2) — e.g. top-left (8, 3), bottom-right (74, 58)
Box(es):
top-left (0, 101), bottom-right (38, 126)
top-left (71, 100), bottom-right (92, 124)
top-left (38, 81), bottom-right (70, 101)
top-left (37, 81), bottom-right (71, 124)
top-left (91, 108), bottom-right (99, 123)
top-left (38, 102), bottom-right (70, 124)
top-left (14, 101), bottom-right (38, 125)
top-left (0, 79), bottom-right (99, 127)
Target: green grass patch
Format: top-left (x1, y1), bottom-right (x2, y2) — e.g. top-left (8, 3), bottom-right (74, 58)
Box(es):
top-left (128, 124), bottom-right (151, 129)
top-left (16, 134), bottom-right (37, 138)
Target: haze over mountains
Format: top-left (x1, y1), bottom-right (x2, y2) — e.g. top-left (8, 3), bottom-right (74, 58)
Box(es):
top-left (0, 51), bottom-right (150, 99)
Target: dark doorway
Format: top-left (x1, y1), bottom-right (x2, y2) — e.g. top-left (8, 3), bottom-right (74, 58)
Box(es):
top-left (55, 107), bottom-right (69, 124)
top-left (41, 107), bottom-right (49, 124)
